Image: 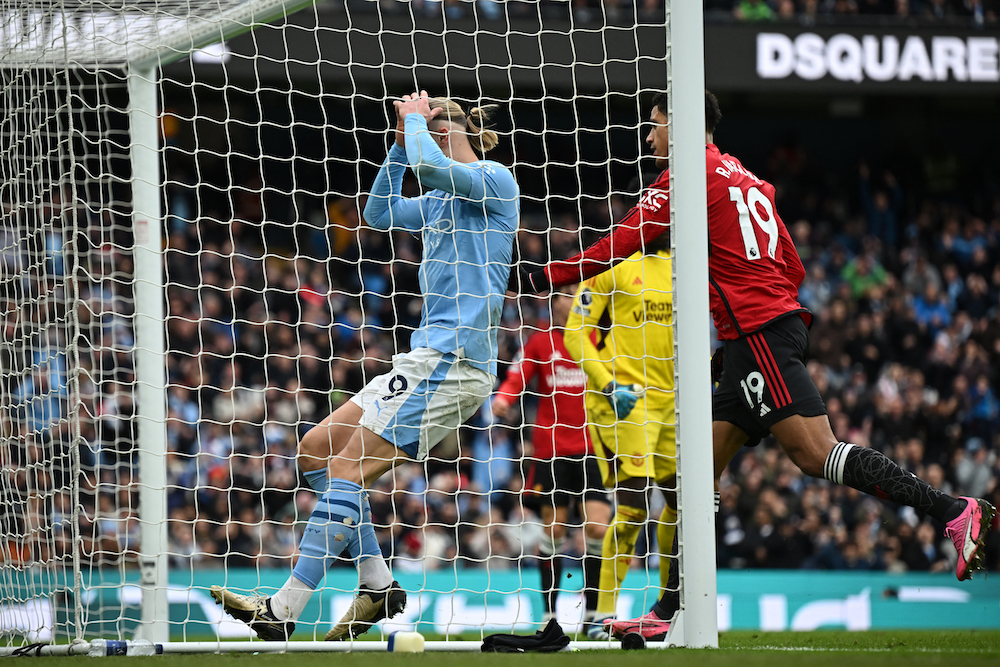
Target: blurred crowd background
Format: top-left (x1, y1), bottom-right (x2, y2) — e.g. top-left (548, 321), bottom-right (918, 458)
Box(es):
top-left (330, 0), bottom-right (1000, 26)
top-left (9, 125), bottom-right (998, 581)
top-left (2, 8), bottom-right (998, 588)
top-left (155, 136), bottom-right (1000, 577)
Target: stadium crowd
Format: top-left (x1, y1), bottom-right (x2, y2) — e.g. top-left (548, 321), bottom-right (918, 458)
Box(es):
top-left (722, 0), bottom-right (1000, 24)
top-left (335, 0), bottom-right (1000, 26)
top-left (5, 109), bottom-right (998, 581)
top-left (145, 123), bottom-right (1000, 576)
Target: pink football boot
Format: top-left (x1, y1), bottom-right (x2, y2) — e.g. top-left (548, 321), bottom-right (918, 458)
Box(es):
top-left (944, 497), bottom-right (996, 581)
top-left (604, 610), bottom-right (671, 641)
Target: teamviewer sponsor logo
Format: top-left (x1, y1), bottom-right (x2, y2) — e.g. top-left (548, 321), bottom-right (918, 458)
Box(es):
top-left (757, 32), bottom-right (1000, 83)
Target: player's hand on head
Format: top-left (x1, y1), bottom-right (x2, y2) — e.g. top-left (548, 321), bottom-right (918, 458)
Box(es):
top-left (392, 96), bottom-right (409, 146)
top-left (603, 382), bottom-right (642, 420)
top-left (396, 90), bottom-right (442, 123)
top-left (392, 93), bottom-right (416, 146)
top-left (413, 90), bottom-right (442, 123)
top-left (409, 90), bottom-right (430, 118)
top-left (395, 92), bottom-right (417, 118)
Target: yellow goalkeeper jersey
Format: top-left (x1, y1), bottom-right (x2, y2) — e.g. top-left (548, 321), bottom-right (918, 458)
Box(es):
top-left (563, 250), bottom-right (674, 415)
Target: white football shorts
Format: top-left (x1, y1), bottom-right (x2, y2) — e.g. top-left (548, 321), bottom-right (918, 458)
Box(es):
top-left (350, 347), bottom-right (493, 460)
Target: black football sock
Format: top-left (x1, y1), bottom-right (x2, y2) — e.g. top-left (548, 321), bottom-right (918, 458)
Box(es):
top-left (824, 442), bottom-right (963, 523)
top-left (651, 532), bottom-right (680, 620)
top-left (583, 538), bottom-right (603, 614)
top-left (538, 534), bottom-right (566, 615)
top-left (538, 555), bottom-right (561, 614)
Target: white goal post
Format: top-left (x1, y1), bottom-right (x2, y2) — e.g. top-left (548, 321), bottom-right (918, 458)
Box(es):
top-left (667, 0), bottom-right (718, 650)
top-left (0, 0), bottom-right (716, 652)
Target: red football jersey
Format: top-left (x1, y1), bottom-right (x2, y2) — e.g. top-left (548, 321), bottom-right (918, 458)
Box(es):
top-left (544, 144), bottom-right (809, 340)
top-left (495, 329), bottom-right (590, 458)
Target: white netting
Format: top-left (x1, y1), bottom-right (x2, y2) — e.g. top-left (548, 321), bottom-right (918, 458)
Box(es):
top-left (0, 62), bottom-right (138, 640)
top-left (1, 0), bottom-right (682, 646)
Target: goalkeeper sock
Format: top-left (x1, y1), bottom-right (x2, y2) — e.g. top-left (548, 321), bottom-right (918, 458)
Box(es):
top-left (597, 505), bottom-right (645, 615)
top-left (291, 478), bottom-right (362, 589)
top-left (270, 575), bottom-right (313, 622)
top-left (538, 534), bottom-right (566, 614)
top-left (825, 442), bottom-right (962, 522)
top-left (303, 468), bottom-right (329, 494)
top-left (583, 536), bottom-right (604, 614)
top-left (656, 505), bottom-right (677, 593)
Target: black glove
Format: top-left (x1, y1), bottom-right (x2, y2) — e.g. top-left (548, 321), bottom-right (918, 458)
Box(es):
top-left (711, 346), bottom-right (725, 383)
top-left (507, 266), bottom-right (551, 294)
top-left (526, 269), bottom-right (551, 294)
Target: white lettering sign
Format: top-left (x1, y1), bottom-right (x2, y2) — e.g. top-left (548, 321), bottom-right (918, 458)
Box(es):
top-left (756, 32), bottom-right (1000, 83)
top-left (968, 37), bottom-right (1000, 81)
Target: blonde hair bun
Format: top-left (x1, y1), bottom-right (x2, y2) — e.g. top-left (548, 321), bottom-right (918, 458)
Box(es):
top-left (428, 98), bottom-right (500, 154)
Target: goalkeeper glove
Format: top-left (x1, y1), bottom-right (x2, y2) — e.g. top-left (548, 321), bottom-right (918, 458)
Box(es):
top-left (602, 382), bottom-right (643, 420)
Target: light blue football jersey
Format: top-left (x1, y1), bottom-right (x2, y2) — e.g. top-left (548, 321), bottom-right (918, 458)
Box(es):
top-left (364, 113), bottom-right (519, 375)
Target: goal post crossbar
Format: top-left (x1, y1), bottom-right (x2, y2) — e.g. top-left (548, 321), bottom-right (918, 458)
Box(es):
top-left (0, 0), bottom-right (316, 70)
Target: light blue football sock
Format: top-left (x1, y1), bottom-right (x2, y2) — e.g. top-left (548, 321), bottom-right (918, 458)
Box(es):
top-left (346, 493), bottom-right (383, 562)
top-left (303, 468), bottom-right (329, 494)
top-left (292, 478), bottom-right (363, 589)
top-left (350, 492), bottom-right (394, 590)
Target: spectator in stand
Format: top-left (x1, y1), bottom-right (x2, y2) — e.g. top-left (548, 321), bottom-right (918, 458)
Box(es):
top-left (734, 0), bottom-right (777, 21)
top-left (903, 521), bottom-right (950, 572)
top-left (845, 313), bottom-right (889, 383)
top-left (914, 282), bottom-right (953, 337)
top-left (841, 252), bottom-right (889, 301)
top-left (901, 250), bottom-right (942, 298)
top-left (798, 263), bottom-right (834, 314)
top-left (965, 376), bottom-right (1000, 442)
top-left (810, 299), bottom-right (851, 370)
top-left (860, 164), bottom-right (903, 251)
top-left (941, 263), bottom-right (966, 311)
top-left (955, 438), bottom-right (995, 500)
top-left (957, 273), bottom-right (996, 320)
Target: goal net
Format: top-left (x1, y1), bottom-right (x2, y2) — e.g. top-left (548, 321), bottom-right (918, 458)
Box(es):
top-left (0, 0), bottom-right (715, 651)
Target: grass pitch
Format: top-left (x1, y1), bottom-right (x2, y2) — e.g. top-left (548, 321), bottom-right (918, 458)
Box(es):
top-left (16, 631), bottom-right (1000, 666)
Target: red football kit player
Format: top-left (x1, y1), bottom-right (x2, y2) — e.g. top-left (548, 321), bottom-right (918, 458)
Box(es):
top-left (529, 143), bottom-right (808, 342)
top-left (518, 92), bottom-right (992, 639)
top-left (492, 290), bottom-right (610, 628)
top-left (494, 327), bottom-right (589, 459)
